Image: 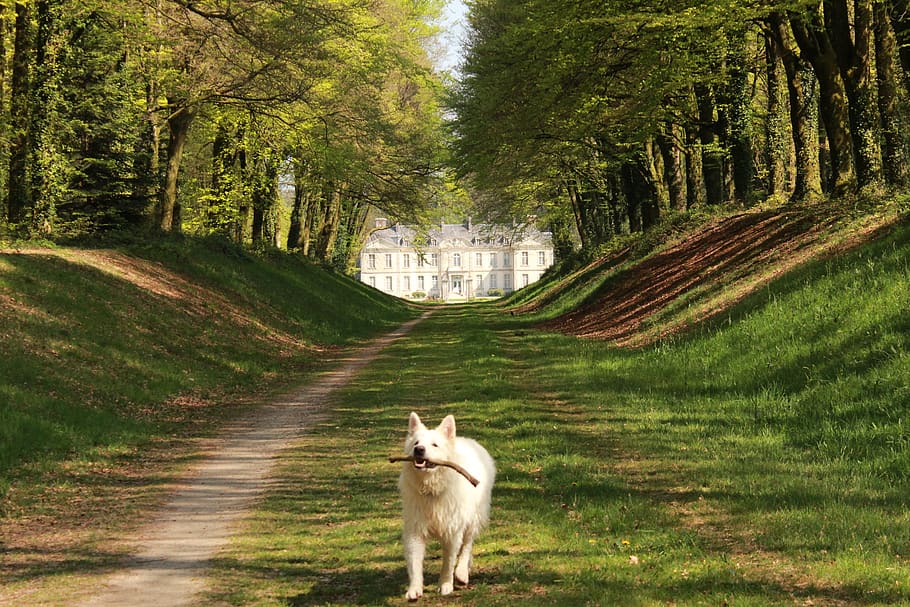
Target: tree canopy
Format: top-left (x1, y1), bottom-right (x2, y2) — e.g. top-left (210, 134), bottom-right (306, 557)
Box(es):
top-left (0, 0), bottom-right (447, 268)
top-left (3, 0), bottom-right (909, 267)
top-left (449, 0), bottom-right (910, 254)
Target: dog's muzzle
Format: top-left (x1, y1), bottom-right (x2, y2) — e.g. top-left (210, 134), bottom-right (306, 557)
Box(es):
top-left (412, 446), bottom-right (436, 470)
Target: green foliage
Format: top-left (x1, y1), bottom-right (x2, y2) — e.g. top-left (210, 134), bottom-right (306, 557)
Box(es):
top-left (450, 0), bottom-right (908, 254)
top-left (0, 0), bottom-right (450, 248)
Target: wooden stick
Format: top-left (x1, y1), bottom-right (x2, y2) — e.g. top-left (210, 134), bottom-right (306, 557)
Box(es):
top-left (389, 455), bottom-right (480, 487)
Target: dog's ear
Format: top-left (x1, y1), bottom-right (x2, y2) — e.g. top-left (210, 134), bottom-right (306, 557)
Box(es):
top-left (438, 415), bottom-right (456, 440)
top-left (409, 411), bottom-right (424, 434)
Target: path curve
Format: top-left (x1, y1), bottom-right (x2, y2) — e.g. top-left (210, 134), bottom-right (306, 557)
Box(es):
top-left (77, 312), bottom-right (430, 607)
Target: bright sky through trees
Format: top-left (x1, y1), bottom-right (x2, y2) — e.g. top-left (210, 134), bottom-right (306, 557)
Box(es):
top-left (435, 0), bottom-right (468, 73)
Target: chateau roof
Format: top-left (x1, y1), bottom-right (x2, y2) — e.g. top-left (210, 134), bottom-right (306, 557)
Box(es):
top-left (363, 222), bottom-right (552, 250)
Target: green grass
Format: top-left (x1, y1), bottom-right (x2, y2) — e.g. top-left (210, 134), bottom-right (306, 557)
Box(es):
top-left (0, 237), bottom-right (416, 502)
top-left (204, 219), bottom-right (910, 605)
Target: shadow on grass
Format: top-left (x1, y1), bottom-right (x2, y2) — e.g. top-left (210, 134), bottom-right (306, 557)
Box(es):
top-left (206, 295), bottom-right (910, 606)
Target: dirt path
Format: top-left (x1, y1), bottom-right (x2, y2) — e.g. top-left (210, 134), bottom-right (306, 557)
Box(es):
top-left (75, 312), bottom-right (429, 607)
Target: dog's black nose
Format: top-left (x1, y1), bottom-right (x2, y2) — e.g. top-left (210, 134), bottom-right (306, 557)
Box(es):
top-left (413, 445), bottom-right (426, 457)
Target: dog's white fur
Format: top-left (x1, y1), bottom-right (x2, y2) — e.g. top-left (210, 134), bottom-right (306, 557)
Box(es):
top-left (398, 412), bottom-right (495, 600)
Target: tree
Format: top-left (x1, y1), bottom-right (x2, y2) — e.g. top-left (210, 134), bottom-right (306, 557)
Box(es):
top-left (767, 12), bottom-right (823, 202)
top-left (826, 0), bottom-right (883, 189)
top-left (7, 0), bottom-right (32, 226)
top-left (873, 1), bottom-right (908, 188)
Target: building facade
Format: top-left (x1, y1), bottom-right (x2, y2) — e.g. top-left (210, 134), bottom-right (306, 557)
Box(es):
top-left (358, 220), bottom-right (554, 301)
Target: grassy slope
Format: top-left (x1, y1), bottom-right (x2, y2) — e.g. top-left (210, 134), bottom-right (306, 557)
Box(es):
top-left (201, 206), bottom-right (910, 606)
top-left (0, 238), bottom-right (415, 597)
top-left (518, 202), bottom-right (900, 346)
top-left (4, 203), bottom-right (909, 606)
top-left (0, 239), bottom-right (414, 482)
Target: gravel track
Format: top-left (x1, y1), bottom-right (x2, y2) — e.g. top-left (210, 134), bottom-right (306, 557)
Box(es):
top-left (77, 312), bottom-right (429, 607)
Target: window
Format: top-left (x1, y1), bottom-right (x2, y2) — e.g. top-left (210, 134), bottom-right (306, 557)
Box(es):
top-left (476, 275), bottom-right (483, 291)
top-left (431, 276), bottom-right (438, 289)
top-left (453, 253), bottom-right (461, 267)
top-left (504, 253), bottom-right (511, 267)
top-left (404, 276), bottom-right (410, 291)
top-left (418, 254), bottom-right (425, 267)
top-left (521, 251), bottom-right (529, 266)
top-left (367, 254), bottom-right (376, 269)
top-left (490, 253), bottom-right (497, 268)
top-left (522, 274), bottom-right (529, 287)
top-left (403, 254), bottom-right (410, 268)
top-left (504, 274), bottom-right (511, 289)
top-left (490, 274), bottom-right (497, 288)
top-left (430, 253), bottom-right (438, 266)
top-left (539, 251), bottom-right (546, 266)
top-left (385, 254), bottom-right (393, 268)
top-left (418, 275), bottom-right (425, 289)
top-left (385, 276), bottom-right (393, 291)
top-left (476, 252), bottom-right (483, 266)
top-left (368, 276), bottom-right (376, 287)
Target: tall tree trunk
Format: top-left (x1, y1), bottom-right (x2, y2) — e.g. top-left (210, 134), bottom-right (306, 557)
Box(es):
top-left (250, 152), bottom-right (279, 247)
top-left (890, 0), bottom-right (910, 87)
top-left (874, 2), bottom-right (908, 187)
top-left (694, 84), bottom-right (726, 205)
top-left (158, 101), bottom-right (195, 232)
top-left (684, 124), bottom-right (707, 208)
top-left (302, 179), bottom-right (321, 257)
top-left (251, 207), bottom-right (264, 244)
top-left (136, 81), bottom-right (161, 216)
top-left (608, 174), bottom-right (626, 235)
top-left (789, 8), bottom-right (857, 195)
top-left (7, 0), bottom-right (30, 224)
top-left (728, 36), bottom-right (755, 204)
top-left (287, 164), bottom-right (306, 250)
top-left (764, 27), bottom-right (790, 199)
top-left (566, 177), bottom-right (614, 250)
top-left (235, 147), bottom-right (248, 243)
top-left (209, 119), bottom-right (234, 234)
top-left (0, 3), bottom-right (7, 217)
top-left (827, 0), bottom-right (883, 189)
top-left (657, 123), bottom-right (686, 211)
top-left (770, 13), bottom-right (823, 201)
top-left (315, 183), bottom-right (343, 262)
top-left (621, 150), bottom-right (660, 232)
top-left (29, 0), bottom-right (53, 231)
top-left (564, 179), bottom-right (588, 251)
top-left (138, 0), bottom-right (163, 221)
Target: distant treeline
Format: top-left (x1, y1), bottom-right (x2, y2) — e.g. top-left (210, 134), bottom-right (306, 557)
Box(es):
top-left (0, 0), bottom-right (445, 269)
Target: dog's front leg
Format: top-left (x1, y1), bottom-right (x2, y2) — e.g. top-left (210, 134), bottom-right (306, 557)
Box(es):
top-left (404, 533), bottom-right (426, 601)
top-left (454, 528), bottom-right (475, 586)
top-left (438, 536), bottom-right (462, 596)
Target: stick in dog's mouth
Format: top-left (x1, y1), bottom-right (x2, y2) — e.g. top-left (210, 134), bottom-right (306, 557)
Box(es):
top-left (389, 455), bottom-right (480, 487)
top-left (412, 457), bottom-right (436, 470)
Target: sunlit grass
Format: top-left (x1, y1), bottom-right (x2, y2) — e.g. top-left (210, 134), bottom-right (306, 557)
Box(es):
top-left (0, 237), bottom-right (415, 501)
top-left (207, 220), bottom-right (910, 605)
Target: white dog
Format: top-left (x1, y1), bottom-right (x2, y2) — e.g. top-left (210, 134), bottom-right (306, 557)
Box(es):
top-left (398, 412), bottom-right (495, 600)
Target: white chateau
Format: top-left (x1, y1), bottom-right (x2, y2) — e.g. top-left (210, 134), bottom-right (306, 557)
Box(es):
top-left (358, 219), bottom-right (554, 301)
